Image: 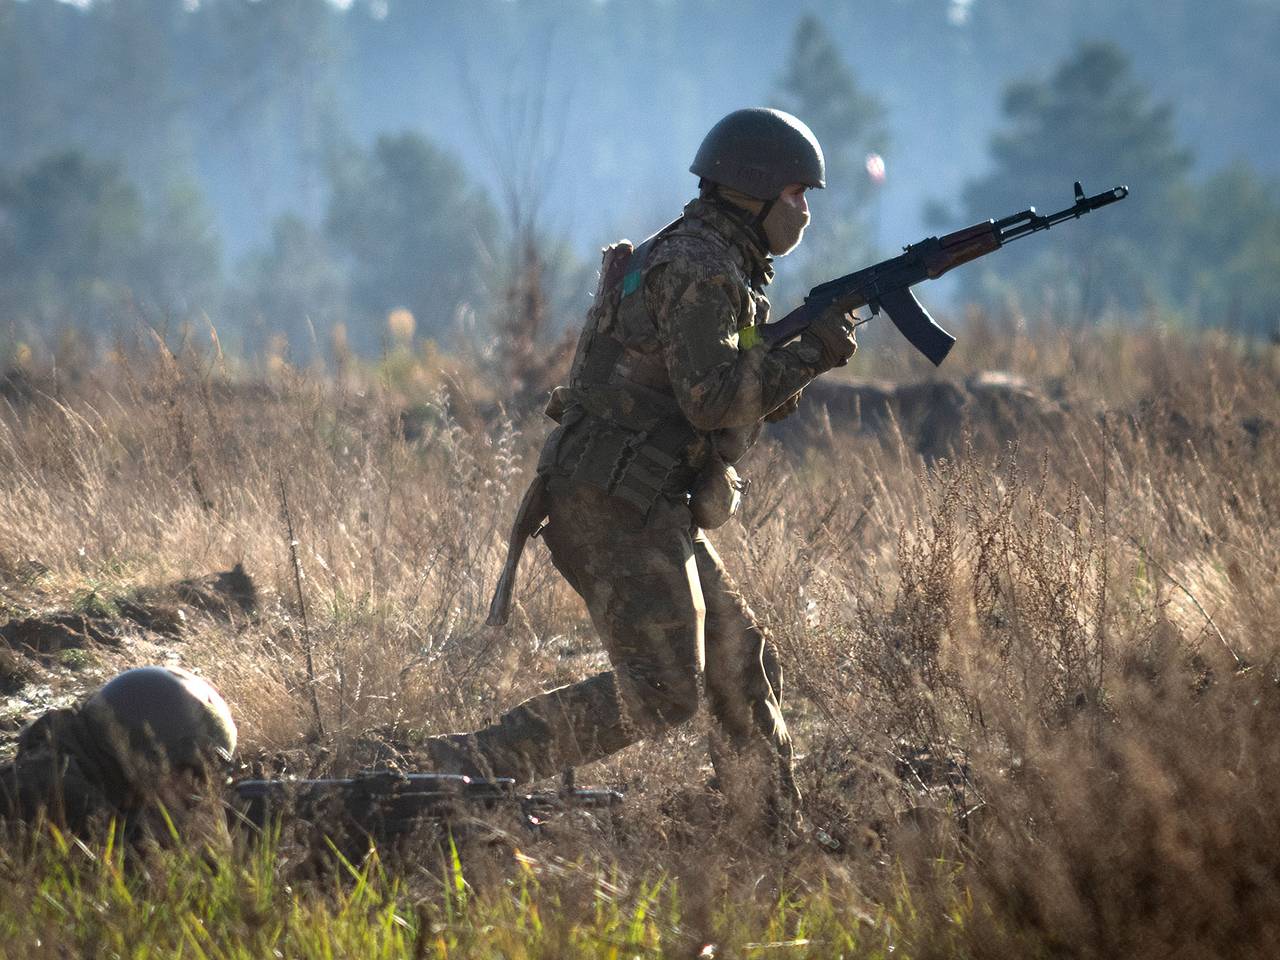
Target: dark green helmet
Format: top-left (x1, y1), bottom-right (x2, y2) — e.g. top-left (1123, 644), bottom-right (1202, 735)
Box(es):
top-left (690, 107), bottom-right (826, 200)
top-left (85, 666), bottom-right (237, 775)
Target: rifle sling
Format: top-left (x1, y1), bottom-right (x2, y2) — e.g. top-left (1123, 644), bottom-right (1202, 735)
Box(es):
top-left (486, 472), bottom-right (551, 626)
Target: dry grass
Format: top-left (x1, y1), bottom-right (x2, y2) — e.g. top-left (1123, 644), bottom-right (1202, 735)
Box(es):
top-left (2, 313), bottom-right (1280, 956)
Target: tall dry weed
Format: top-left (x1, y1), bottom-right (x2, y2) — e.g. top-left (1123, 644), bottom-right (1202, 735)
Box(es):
top-left (1, 316), bottom-right (1280, 952)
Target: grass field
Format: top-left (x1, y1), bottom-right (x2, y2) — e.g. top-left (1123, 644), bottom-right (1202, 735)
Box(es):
top-left (1, 314), bottom-right (1279, 958)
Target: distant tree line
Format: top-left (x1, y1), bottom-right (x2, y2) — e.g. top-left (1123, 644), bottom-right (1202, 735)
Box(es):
top-left (950, 41), bottom-right (1280, 332)
top-left (0, 132), bottom-right (500, 361)
top-left (780, 21), bottom-right (1280, 333)
top-left (1, 2), bottom-right (1278, 359)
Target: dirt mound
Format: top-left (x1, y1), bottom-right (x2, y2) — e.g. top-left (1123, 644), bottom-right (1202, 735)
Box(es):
top-left (110, 563), bottom-right (258, 635)
top-left (0, 565), bottom-right (258, 697)
top-left (0, 612), bottom-right (125, 659)
top-left (770, 371), bottom-right (1068, 459)
top-left (172, 563), bottom-right (258, 619)
top-left (1120, 397), bottom-right (1278, 459)
top-left (0, 564), bottom-right (260, 760)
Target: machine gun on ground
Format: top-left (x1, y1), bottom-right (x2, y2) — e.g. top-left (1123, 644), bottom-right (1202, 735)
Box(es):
top-left (230, 771), bottom-right (623, 849)
top-left (766, 181), bottom-right (1130, 365)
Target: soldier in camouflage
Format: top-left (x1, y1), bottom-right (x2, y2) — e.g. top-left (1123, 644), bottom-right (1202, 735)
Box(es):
top-left (430, 109), bottom-right (858, 828)
top-left (0, 666), bottom-right (237, 841)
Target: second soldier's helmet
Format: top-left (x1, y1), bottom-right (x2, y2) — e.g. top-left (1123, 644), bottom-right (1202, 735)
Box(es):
top-left (690, 107), bottom-right (826, 200)
top-left (85, 666), bottom-right (237, 776)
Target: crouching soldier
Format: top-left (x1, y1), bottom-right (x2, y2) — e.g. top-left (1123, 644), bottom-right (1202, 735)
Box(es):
top-left (429, 107), bottom-right (859, 836)
top-left (0, 665), bottom-right (237, 843)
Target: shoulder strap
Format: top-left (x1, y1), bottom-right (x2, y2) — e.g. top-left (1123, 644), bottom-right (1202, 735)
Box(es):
top-left (619, 216), bottom-right (684, 301)
top-left (577, 217), bottom-right (684, 392)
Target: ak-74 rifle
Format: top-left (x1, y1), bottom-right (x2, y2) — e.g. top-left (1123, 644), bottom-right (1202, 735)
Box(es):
top-left (765, 181), bottom-right (1130, 364)
top-left (230, 770), bottom-right (622, 844)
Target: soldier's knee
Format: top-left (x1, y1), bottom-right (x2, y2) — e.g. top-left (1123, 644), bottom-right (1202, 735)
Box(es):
top-left (622, 669), bottom-right (699, 729)
top-left (653, 687), bottom-right (698, 727)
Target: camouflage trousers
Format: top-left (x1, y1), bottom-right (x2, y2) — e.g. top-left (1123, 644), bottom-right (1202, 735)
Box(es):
top-left (437, 482), bottom-right (796, 804)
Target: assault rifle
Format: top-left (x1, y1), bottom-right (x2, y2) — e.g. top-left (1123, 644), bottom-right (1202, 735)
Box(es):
top-left (764, 181), bottom-right (1130, 365)
top-left (230, 770), bottom-right (623, 843)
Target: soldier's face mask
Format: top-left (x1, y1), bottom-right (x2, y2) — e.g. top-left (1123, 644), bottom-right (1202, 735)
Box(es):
top-left (763, 187), bottom-right (810, 256)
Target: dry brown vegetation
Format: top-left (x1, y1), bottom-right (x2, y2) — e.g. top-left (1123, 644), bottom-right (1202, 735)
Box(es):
top-left (2, 314), bottom-right (1280, 956)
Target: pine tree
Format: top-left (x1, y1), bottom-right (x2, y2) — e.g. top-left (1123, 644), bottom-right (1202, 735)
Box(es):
top-left (956, 42), bottom-right (1192, 315)
top-left (325, 132), bottom-right (499, 350)
top-left (771, 14), bottom-right (888, 292)
top-left (964, 42), bottom-right (1189, 240)
top-left (0, 152), bottom-right (143, 331)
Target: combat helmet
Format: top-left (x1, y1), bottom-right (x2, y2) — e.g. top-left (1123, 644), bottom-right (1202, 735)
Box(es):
top-left (84, 666), bottom-right (237, 776)
top-left (690, 107), bottom-right (826, 200)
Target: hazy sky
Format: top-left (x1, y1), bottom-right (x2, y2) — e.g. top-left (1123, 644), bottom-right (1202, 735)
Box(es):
top-left (321, 0), bottom-right (1279, 265)
top-left (7, 0), bottom-right (1278, 295)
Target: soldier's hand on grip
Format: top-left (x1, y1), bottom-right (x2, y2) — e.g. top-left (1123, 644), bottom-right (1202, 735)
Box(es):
top-left (806, 307), bottom-right (858, 370)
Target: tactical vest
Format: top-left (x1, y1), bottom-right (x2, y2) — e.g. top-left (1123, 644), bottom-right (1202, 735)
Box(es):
top-left (541, 216), bottom-right (755, 517)
top-left (487, 212), bottom-right (762, 624)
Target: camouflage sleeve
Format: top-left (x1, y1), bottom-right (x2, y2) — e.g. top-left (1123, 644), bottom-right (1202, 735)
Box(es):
top-left (763, 388), bottom-right (804, 422)
top-left (646, 260), bottom-right (826, 431)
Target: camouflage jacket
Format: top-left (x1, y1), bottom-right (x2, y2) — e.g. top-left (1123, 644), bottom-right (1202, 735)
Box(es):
top-left (0, 705), bottom-right (227, 845)
top-left (0, 706), bottom-right (128, 832)
top-left (541, 198), bottom-right (826, 518)
top-left (642, 198), bottom-right (824, 440)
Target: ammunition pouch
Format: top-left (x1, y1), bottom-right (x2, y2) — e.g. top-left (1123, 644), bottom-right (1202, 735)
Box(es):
top-left (544, 405), bottom-right (699, 519)
top-left (539, 217), bottom-right (723, 522)
top-left (688, 456), bottom-right (747, 530)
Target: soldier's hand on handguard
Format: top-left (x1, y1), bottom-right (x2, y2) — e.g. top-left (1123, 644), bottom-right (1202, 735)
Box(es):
top-left (805, 306), bottom-right (859, 370)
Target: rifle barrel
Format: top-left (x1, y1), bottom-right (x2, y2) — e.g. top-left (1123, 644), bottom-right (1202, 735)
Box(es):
top-left (999, 184), bottom-right (1128, 243)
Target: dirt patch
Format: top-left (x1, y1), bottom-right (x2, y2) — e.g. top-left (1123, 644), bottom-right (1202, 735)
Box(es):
top-left (0, 649), bottom-right (36, 694)
top-left (173, 563), bottom-right (258, 619)
top-left (0, 613), bottom-right (124, 659)
top-left (771, 371), bottom-right (1068, 460)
